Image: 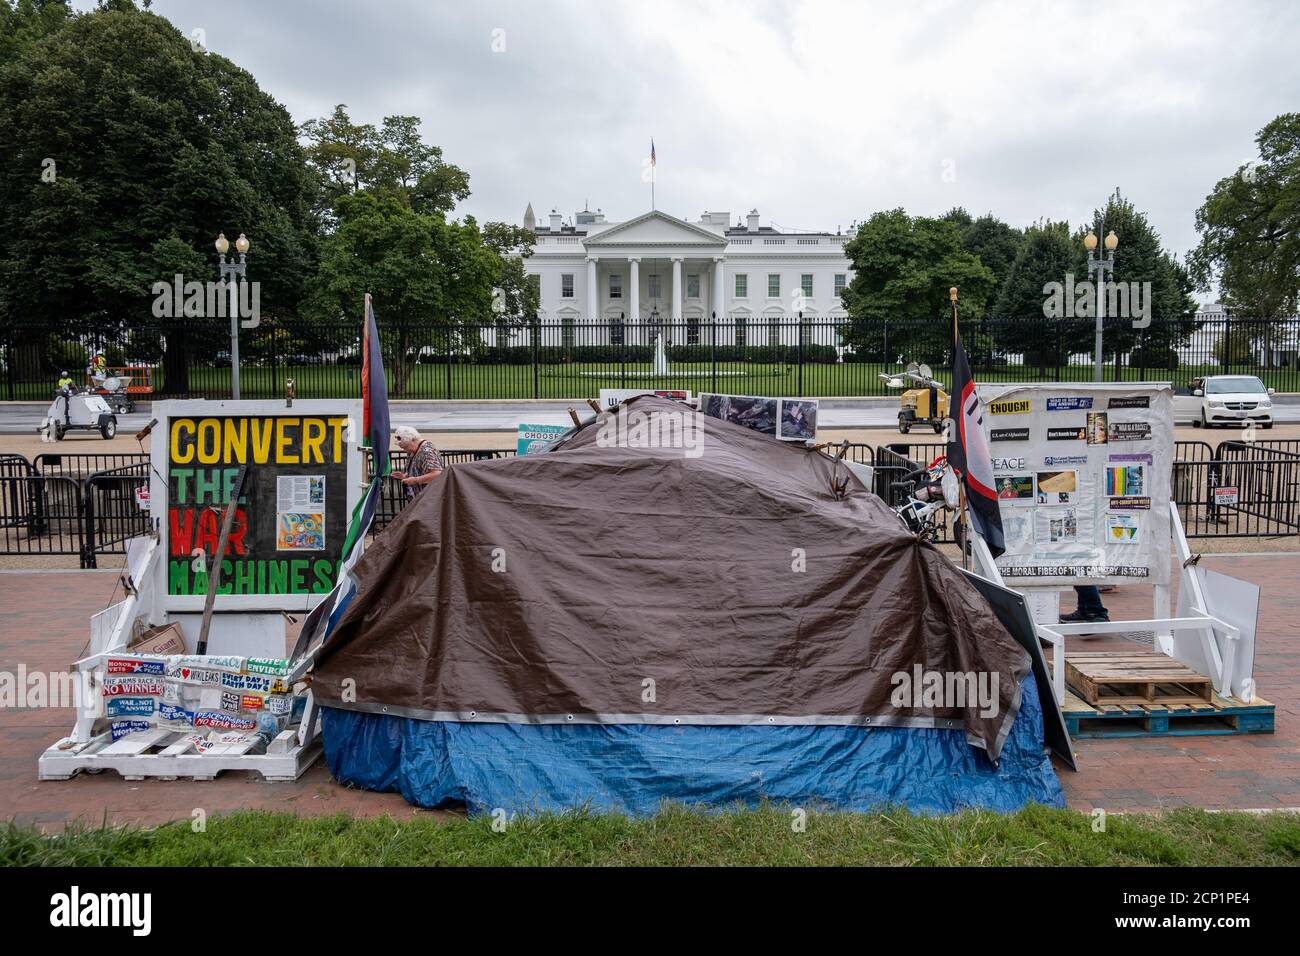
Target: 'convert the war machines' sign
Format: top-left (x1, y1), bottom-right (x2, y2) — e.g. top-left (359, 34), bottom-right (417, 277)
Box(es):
top-left (152, 400), bottom-right (363, 610)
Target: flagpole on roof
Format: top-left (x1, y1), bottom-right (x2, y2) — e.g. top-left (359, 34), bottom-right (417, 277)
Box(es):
top-left (650, 138), bottom-right (656, 211)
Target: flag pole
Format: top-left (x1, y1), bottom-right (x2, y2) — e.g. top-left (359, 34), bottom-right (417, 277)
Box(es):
top-left (950, 286), bottom-right (971, 570)
top-left (650, 139), bottom-right (655, 211)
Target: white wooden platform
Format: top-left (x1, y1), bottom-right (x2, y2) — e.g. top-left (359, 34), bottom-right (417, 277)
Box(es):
top-left (39, 727), bottom-right (322, 782)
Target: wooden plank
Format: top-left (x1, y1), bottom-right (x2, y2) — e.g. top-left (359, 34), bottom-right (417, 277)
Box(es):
top-left (98, 728), bottom-right (176, 756)
top-left (1060, 694), bottom-right (1276, 739)
top-left (1065, 649), bottom-right (1215, 705)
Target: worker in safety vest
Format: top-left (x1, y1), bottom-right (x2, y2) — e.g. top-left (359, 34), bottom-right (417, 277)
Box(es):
top-left (56, 370), bottom-right (74, 391)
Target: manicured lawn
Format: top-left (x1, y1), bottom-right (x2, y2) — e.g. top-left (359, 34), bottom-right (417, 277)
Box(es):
top-left (4, 804), bottom-right (1298, 866)
top-left (11, 361), bottom-right (1299, 401)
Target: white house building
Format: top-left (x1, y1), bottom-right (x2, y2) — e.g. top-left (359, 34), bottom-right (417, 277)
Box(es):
top-left (517, 204), bottom-right (854, 347)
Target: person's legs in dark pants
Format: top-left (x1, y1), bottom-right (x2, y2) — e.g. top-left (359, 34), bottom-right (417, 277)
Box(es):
top-left (1061, 585), bottom-right (1109, 622)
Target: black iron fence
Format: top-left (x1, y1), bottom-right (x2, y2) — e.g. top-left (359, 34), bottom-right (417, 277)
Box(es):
top-left (4, 314), bottom-right (1298, 401)
top-left (1, 439), bottom-right (1295, 565)
top-left (82, 463), bottom-right (151, 561)
top-left (0, 472), bottom-right (84, 557)
top-left (362, 447), bottom-right (518, 532)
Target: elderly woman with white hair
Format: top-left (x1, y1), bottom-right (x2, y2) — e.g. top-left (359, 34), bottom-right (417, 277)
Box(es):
top-left (391, 425), bottom-right (444, 497)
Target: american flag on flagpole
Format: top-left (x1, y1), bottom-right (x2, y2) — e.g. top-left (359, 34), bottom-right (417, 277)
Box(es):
top-left (650, 139), bottom-right (656, 166)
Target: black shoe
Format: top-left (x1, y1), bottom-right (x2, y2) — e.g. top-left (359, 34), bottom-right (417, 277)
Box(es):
top-left (1060, 609), bottom-right (1110, 623)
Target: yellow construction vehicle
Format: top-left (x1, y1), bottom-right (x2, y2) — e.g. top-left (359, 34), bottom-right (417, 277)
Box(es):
top-left (878, 362), bottom-right (950, 434)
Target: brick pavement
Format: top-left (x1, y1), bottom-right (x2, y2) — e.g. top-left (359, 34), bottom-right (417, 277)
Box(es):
top-left (0, 553), bottom-right (1296, 829)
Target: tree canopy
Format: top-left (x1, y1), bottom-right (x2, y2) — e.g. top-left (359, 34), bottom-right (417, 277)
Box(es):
top-left (0, 3), bottom-right (319, 331)
top-left (839, 209), bottom-right (995, 366)
top-left (1076, 189), bottom-right (1197, 370)
top-left (300, 106), bottom-right (472, 221)
top-left (991, 219), bottom-right (1076, 371)
top-left (1188, 113), bottom-right (1300, 324)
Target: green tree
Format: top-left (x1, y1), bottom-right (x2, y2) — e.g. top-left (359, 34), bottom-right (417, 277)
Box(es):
top-left (482, 222), bottom-right (540, 327)
top-left (0, 3), bottom-right (319, 390)
top-left (991, 220), bottom-right (1076, 373)
top-left (301, 106), bottom-right (471, 221)
top-left (1188, 113), bottom-right (1300, 364)
top-left (839, 209), bottom-right (995, 371)
top-left (309, 192), bottom-right (501, 395)
top-left (302, 105), bottom-right (535, 381)
top-left (0, 0), bottom-right (72, 63)
top-left (1077, 189), bottom-right (1197, 375)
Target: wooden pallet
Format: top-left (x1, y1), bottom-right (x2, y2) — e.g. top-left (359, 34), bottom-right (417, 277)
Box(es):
top-left (1062, 688), bottom-right (1275, 738)
top-left (38, 727), bottom-right (322, 782)
top-left (1064, 650), bottom-right (1213, 706)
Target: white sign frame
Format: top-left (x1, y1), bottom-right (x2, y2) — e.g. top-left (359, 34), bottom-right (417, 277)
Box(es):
top-left (976, 382), bottom-right (1173, 589)
top-left (151, 399), bottom-right (364, 614)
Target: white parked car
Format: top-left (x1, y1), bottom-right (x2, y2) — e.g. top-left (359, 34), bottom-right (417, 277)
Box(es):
top-left (1190, 374), bottom-right (1275, 429)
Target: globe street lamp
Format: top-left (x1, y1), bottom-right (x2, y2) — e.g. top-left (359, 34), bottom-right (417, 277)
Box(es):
top-left (1084, 229), bottom-right (1118, 382)
top-left (216, 232), bottom-right (251, 398)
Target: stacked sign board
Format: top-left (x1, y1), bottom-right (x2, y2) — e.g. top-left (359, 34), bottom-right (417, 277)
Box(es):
top-left (698, 393), bottom-right (819, 442)
top-left (975, 383), bottom-right (1173, 588)
top-left (102, 653), bottom-right (303, 743)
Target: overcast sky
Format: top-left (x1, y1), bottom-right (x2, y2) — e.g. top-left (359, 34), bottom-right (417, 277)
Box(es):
top-left (131, 0), bottom-right (1297, 275)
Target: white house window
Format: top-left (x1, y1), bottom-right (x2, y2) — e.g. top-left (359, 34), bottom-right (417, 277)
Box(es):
top-left (561, 317), bottom-right (575, 348)
top-left (735, 316), bottom-right (747, 348)
top-left (610, 316), bottom-right (625, 346)
top-left (687, 274), bottom-right (700, 298)
top-left (609, 274), bottom-right (622, 299)
top-left (767, 274), bottom-right (780, 298)
top-left (834, 273), bottom-right (846, 297)
top-left (687, 317), bottom-right (700, 345)
top-left (561, 274), bottom-right (574, 298)
top-left (734, 274), bottom-right (747, 298)
top-left (648, 274), bottom-right (661, 299)
top-left (801, 274), bottom-right (814, 299)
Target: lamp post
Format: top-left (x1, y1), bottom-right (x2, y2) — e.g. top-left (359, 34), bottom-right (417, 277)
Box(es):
top-left (1084, 229), bottom-right (1118, 382)
top-left (215, 231), bottom-right (251, 399)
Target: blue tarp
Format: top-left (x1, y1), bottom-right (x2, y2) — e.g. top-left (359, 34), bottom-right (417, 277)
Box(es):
top-left (321, 675), bottom-right (1064, 816)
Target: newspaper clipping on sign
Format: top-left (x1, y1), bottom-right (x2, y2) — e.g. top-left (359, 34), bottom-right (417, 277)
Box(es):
top-left (976, 383), bottom-right (1173, 588)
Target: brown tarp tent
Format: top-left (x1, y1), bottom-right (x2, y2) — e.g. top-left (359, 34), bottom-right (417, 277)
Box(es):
top-left (313, 396), bottom-right (1032, 761)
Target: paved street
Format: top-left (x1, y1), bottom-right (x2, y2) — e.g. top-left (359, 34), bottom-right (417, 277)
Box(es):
top-left (4, 394), bottom-right (1300, 435)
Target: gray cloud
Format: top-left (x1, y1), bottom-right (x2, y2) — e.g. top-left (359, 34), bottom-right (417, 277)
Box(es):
top-left (135, 0), bottom-right (1299, 276)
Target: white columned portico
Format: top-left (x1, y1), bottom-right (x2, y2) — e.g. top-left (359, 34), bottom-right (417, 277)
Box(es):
top-left (712, 256), bottom-right (725, 320)
top-left (628, 257), bottom-right (640, 323)
top-left (586, 256), bottom-right (598, 318)
top-left (672, 257), bottom-right (683, 321)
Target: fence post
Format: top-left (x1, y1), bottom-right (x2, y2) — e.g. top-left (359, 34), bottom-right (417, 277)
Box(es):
top-left (80, 476), bottom-right (96, 569)
top-left (1223, 315), bottom-right (1232, 374)
top-left (710, 313), bottom-right (718, 393)
top-left (1055, 320), bottom-right (1063, 381)
top-left (531, 322), bottom-right (539, 399)
top-left (445, 327), bottom-right (453, 399)
top-left (797, 311), bottom-right (804, 397)
top-left (271, 325), bottom-right (279, 398)
top-left (4, 336), bottom-right (12, 401)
